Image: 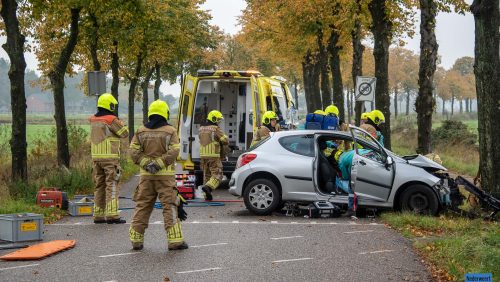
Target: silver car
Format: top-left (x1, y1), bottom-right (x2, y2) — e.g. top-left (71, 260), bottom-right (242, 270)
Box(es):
top-left (229, 126), bottom-right (454, 216)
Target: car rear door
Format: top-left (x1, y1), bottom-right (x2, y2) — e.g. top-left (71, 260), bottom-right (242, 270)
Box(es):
top-left (349, 127), bottom-right (394, 202)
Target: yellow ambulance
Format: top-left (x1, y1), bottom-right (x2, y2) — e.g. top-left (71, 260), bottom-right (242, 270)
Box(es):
top-left (175, 70), bottom-right (296, 188)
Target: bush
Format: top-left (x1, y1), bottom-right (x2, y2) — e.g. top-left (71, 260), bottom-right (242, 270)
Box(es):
top-left (432, 120), bottom-right (477, 146)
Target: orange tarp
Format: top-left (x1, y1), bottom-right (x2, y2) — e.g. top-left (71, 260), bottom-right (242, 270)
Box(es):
top-left (0, 240), bottom-right (76, 261)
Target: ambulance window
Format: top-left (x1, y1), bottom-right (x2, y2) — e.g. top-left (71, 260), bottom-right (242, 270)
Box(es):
top-left (182, 96), bottom-right (190, 123)
top-left (194, 94), bottom-right (210, 124)
top-left (266, 96), bottom-right (272, 111)
top-left (273, 96), bottom-right (283, 120)
top-left (281, 84), bottom-right (289, 105)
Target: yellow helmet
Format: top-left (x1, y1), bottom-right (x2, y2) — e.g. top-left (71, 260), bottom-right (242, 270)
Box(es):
top-left (148, 99), bottom-right (170, 120)
top-left (262, 111), bottom-right (278, 125)
top-left (360, 112), bottom-right (369, 120)
top-left (314, 110), bottom-right (325, 115)
top-left (324, 105), bottom-right (339, 116)
top-left (207, 110), bottom-right (224, 123)
top-left (369, 110), bottom-right (385, 125)
top-left (97, 93), bottom-right (118, 111)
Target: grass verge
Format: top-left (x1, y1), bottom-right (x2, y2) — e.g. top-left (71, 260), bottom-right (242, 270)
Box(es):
top-left (381, 212), bottom-right (499, 281)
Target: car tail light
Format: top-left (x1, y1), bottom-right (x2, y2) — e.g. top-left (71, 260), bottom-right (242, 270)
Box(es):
top-left (236, 153), bottom-right (257, 169)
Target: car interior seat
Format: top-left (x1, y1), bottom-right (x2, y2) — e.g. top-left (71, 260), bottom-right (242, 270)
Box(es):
top-left (317, 142), bottom-right (338, 194)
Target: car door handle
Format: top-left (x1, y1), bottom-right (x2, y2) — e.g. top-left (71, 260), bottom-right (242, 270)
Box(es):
top-left (359, 160), bottom-right (366, 166)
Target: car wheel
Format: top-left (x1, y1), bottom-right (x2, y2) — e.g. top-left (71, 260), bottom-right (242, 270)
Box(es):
top-left (399, 184), bottom-right (439, 215)
top-left (243, 179), bottom-right (280, 215)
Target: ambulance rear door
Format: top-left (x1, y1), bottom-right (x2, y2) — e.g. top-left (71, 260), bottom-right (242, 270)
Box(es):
top-left (178, 75), bottom-right (197, 162)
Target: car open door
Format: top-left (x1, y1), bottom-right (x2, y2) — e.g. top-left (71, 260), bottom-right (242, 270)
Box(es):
top-left (349, 126), bottom-right (394, 202)
top-left (248, 75), bottom-right (260, 147)
top-left (177, 75), bottom-right (197, 164)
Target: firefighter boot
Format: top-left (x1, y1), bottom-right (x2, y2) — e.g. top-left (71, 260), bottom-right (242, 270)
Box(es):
top-left (129, 227), bottom-right (144, 251)
top-left (201, 185), bottom-right (213, 201)
top-left (167, 221), bottom-right (188, 250)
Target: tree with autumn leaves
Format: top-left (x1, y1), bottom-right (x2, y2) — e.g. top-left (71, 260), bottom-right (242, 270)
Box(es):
top-left (0, 0), bottom-right (217, 178)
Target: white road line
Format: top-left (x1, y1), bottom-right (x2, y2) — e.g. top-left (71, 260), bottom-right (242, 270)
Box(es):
top-left (270, 235), bottom-right (304, 240)
top-left (232, 220), bottom-right (239, 223)
top-left (0, 264), bottom-right (40, 271)
top-left (49, 221), bottom-right (383, 226)
top-left (98, 252), bottom-right (139, 258)
top-left (359, 249), bottom-right (394, 255)
top-left (272, 258), bottom-right (313, 263)
top-left (344, 230), bottom-right (374, 234)
top-left (271, 221), bottom-right (278, 224)
top-left (190, 243), bottom-right (228, 248)
top-left (175, 267), bottom-right (222, 274)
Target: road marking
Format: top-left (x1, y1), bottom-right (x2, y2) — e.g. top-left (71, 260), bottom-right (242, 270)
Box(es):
top-left (271, 221), bottom-right (278, 224)
top-left (359, 249), bottom-right (394, 255)
top-left (270, 235), bottom-right (303, 240)
top-left (0, 264), bottom-right (40, 271)
top-left (175, 267), bottom-right (222, 274)
top-left (50, 221), bottom-right (383, 226)
top-left (232, 220), bottom-right (239, 223)
top-left (344, 230), bottom-right (374, 234)
top-left (272, 258), bottom-right (313, 263)
top-left (99, 252), bottom-right (139, 258)
top-left (191, 243), bottom-right (228, 248)
top-left (103, 280), bottom-right (118, 282)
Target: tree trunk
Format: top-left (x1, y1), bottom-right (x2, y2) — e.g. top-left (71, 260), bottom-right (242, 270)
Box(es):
top-left (346, 88), bottom-right (351, 123)
top-left (317, 28), bottom-right (331, 108)
top-left (369, 0), bottom-right (392, 149)
top-left (406, 88), bottom-right (411, 115)
top-left (1, 0), bottom-right (27, 181)
top-left (471, 0), bottom-right (500, 196)
top-left (328, 27), bottom-right (345, 120)
top-left (460, 99), bottom-right (464, 113)
top-left (465, 98), bottom-right (470, 113)
top-left (48, 7), bottom-right (81, 168)
top-left (451, 95), bottom-right (455, 116)
top-left (394, 85), bottom-right (398, 118)
top-left (142, 67), bottom-right (155, 124)
top-left (153, 62), bottom-right (161, 100)
top-left (416, 0), bottom-right (438, 155)
top-left (111, 40), bottom-right (119, 115)
top-left (442, 98), bottom-right (445, 116)
top-left (128, 52), bottom-right (143, 141)
top-left (293, 82), bottom-right (299, 110)
top-left (88, 11), bottom-right (101, 71)
top-left (302, 52), bottom-right (315, 113)
top-left (352, 0), bottom-right (365, 125)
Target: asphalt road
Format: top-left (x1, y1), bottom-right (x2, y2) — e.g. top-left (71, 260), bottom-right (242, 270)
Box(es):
top-left (0, 176), bottom-right (432, 282)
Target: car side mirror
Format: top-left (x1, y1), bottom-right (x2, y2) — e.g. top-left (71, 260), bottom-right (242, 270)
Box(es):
top-left (386, 156), bottom-right (394, 166)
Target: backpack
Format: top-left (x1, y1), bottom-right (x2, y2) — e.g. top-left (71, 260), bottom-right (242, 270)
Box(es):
top-left (322, 115), bottom-right (339, 130)
top-left (305, 113), bottom-right (324, 129)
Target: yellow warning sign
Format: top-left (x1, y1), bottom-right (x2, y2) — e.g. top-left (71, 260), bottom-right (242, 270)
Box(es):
top-left (20, 222), bottom-right (37, 232)
top-left (78, 206), bottom-right (92, 214)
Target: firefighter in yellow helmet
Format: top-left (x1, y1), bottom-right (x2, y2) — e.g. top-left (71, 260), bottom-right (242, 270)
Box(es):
top-left (90, 93), bottom-right (129, 224)
top-left (129, 100), bottom-right (188, 251)
top-left (360, 110), bottom-right (385, 146)
top-left (198, 110), bottom-right (229, 200)
top-left (251, 111), bottom-right (279, 146)
top-left (360, 112), bottom-right (369, 125)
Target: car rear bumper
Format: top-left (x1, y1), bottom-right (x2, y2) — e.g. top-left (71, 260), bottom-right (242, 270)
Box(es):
top-left (228, 165), bottom-right (253, 197)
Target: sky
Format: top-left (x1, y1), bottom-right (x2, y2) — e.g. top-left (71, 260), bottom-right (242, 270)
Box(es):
top-left (0, 0), bottom-right (475, 97)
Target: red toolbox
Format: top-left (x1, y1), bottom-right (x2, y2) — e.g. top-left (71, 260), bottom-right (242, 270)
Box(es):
top-left (36, 187), bottom-right (68, 210)
top-left (176, 174), bottom-right (195, 199)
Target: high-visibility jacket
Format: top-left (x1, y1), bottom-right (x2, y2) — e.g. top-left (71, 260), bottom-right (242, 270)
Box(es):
top-left (198, 125), bottom-right (228, 158)
top-left (90, 115), bottom-right (129, 161)
top-left (129, 125), bottom-right (180, 178)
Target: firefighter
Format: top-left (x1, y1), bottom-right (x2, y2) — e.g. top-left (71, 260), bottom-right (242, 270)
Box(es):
top-left (199, 110), bottom-right (228, 201)
top-left (361, 110), bottom-right (385, 146)
top-left (129, 99), bottom-right (188, 251)
top-left (251, 111), bottom-right (278, 146)
top-left (90, 93), bottom-right (129, 224)
top-left (360, 112), bottom-right (369, 125)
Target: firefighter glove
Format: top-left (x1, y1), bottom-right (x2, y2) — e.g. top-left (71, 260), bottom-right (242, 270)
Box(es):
top-left (144, 161), bottom-right (161, 174)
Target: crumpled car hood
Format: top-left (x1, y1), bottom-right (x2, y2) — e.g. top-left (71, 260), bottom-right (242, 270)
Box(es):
top-left (404, 155), bottom-right (447, 171)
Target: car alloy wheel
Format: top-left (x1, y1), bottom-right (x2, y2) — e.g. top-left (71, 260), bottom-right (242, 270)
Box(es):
top-left (249, 184), bottom-right (274, 210)
top-left (400, 184), bottom-right (439, 216)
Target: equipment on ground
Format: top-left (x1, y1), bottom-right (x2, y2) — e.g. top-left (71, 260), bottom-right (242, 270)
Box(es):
top-left (36, 187), bottom-right (68, 210)
top-left (0, 213), bottom-right (43, 242)
top-left (68, 197), bottom-right (94, 217)
top-left (0, 240), bottom-right (76, 261)
top-left (454, 176), bottom-right (499, 219)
